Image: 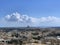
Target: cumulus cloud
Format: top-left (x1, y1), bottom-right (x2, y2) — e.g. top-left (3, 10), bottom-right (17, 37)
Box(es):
top-left (4, 12), bottom-right (60, 27)
top-left (5, 12), bottom-right (22, 22)
top-left (5, 12), bottom-right (32, 23)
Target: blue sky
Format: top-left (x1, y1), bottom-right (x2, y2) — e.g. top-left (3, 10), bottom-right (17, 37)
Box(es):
top-left (0, 0), bottom-right (60, 27)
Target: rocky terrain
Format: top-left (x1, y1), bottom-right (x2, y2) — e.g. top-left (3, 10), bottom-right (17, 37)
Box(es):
top-left (0, 27), bottom-right (60, 45)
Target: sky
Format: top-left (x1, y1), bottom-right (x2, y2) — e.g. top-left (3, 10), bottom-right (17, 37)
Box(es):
top-left (0, 0), bottom-right (60, 27)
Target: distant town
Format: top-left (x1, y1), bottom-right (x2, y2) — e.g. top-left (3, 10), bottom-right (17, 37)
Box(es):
top-left (0, 27), bottom-right (60, 45)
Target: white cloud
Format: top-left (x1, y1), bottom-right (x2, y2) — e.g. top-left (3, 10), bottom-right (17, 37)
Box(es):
top-left (3, 12), bottom-right (60, 27)
top-left (5, 12), bottom-right (32, 23)
top-left (40, 16), bottom-right (60, 23)
top-left (5, 12), bottom-right (21, 21)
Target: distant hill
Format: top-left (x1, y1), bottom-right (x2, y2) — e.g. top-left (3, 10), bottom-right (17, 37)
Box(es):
top-left (0, 27), bottom-right (60, 32)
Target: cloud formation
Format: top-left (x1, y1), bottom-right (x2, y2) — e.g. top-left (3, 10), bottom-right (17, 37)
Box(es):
top-left (4, 12), bottom-right (60, 27)
top-left (5, 12), bottom-right (32, 23)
